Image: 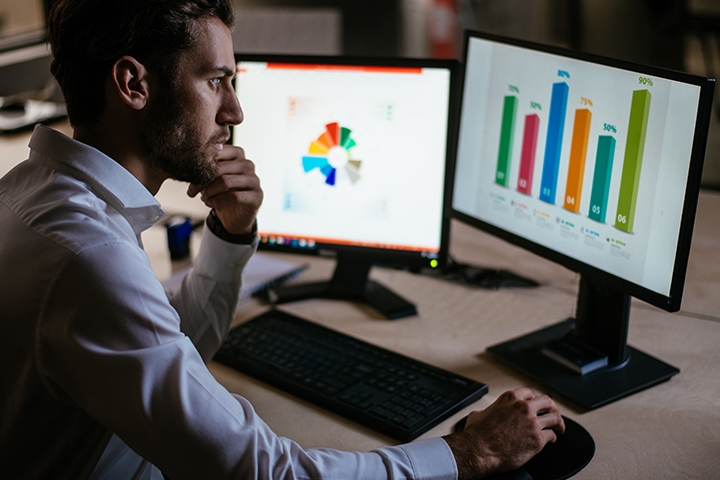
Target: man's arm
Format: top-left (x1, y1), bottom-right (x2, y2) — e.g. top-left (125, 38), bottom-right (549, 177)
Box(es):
top-left (42, 239), bottom-right (459, 480)
top-left (168, 225), bottom-right (256, 360)
top-left (171, 144), bottom-right (262, 359)
top-left (443, 388), bottom-right (566, 479)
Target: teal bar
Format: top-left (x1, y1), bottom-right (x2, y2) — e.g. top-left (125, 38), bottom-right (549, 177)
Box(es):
top-left (588, 136), bottom-right (616, 223)
top-left (496, 95), bottom-right (518, 186)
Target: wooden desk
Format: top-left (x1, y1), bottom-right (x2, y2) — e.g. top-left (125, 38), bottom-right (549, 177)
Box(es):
top-left (3, 124), bottom-right (719, 478)
top-left (208, 191), bottom-right (720, 479)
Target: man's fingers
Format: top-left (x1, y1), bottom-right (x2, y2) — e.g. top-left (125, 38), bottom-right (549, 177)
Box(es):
top-left (508, 387), bottom-right (536, 402)
top-left (537, 410), bottom-right (565, 432)
top-left (216, 144), bottom-right (246, 162)
top-left (187, 183), bottom-right (203, 198)
top-left (527, 394), bottom-right (557, 414)
top-left (526, 395), bottom-right (565, 435)
top-left (539, 427), bottom-right (559, 446)
top-left (186, 145), bottom-right (249, 198)
top-left (200, 171), bottom-right (259, 203)
top-left (203, 189), bottom-right (262, 212)
top-left (188, 158), bottom-right (258, 200)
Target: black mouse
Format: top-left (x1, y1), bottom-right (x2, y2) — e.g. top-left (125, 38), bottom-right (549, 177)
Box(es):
top-left (453, 415), bottom-right (595, 480)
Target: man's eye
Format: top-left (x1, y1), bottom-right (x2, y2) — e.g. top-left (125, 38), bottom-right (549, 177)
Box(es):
top-left (211, 78), bottom-right (222, 87)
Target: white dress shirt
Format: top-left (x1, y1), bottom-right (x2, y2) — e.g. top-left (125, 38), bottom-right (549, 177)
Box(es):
top-left (0, 125), bottom-right (458, 480)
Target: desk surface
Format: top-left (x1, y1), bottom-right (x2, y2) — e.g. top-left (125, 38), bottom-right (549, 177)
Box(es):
top-left (204, 187), bottom-right (719, 479)
top-left (207, 197), bottom-right (720, 479)
top-left (3, 124), bottom-right (719, 478)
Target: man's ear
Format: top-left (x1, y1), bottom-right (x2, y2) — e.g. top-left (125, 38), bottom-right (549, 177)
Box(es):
top-left (111, 56), bottom-right (150, 111)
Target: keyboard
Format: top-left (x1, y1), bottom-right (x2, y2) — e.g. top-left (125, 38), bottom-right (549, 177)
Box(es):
top-left (214, 309), bottom-right (488, 442)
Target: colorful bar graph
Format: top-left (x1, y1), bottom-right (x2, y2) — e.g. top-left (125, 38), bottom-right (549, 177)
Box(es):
top-left (517, 114), bottom-right (540, 195)
top-left (496, 95), bottom-right (518, 186)
top-left (588, 136), bottom-right (616, 223)
top-left (615, 89), bottom-right (652, 233)
top-left (563, 108), bottom-right (592, 212)
top-left (539, 82), bottom-right (569, 203)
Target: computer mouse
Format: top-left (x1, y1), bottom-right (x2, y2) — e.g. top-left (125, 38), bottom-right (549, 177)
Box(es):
top-left (453, 415), bottom-right (595, 480)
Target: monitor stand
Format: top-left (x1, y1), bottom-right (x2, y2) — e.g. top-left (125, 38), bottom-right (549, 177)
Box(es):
top-left (266, 251), bottom-right (417, 319)
top-left (487, 275), bottom-right (679, 410)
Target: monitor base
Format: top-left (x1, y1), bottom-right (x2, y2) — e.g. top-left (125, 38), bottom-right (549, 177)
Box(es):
top-left (487, 319), bottom-right (680, 410)
top-left (267, 279), bottom-right (417, 320)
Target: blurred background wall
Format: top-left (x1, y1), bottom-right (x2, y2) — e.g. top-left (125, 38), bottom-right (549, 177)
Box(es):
top-left (228, 0), bottom-right (720, 188)
top-left (1, 0), bottom-right (718, 187)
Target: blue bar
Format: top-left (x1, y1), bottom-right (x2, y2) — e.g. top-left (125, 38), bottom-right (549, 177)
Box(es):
top-left (539, 82), bottom-right (569, 204)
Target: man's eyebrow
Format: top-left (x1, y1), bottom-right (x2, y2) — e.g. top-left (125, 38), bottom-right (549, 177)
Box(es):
top-left (199, 63), bottom-right (235, 78)
top-left (212, 66), bottom-right (236, 77)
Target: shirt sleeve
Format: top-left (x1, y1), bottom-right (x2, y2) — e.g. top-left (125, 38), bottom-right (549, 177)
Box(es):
top-left (37, 239), bottom-right (458, 480)
top-left (168, 224), bottom-right (256, 362)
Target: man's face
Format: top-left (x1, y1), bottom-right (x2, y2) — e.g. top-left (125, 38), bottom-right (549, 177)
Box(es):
top-left (140, 16), bottom-right (242, 186)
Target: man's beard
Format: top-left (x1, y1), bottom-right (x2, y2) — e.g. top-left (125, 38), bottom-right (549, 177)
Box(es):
top-left (140, 88), bottom-right (224, 186)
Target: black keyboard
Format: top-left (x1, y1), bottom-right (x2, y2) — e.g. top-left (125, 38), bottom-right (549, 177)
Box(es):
top-left (214, 309), bottom-right (488, 442)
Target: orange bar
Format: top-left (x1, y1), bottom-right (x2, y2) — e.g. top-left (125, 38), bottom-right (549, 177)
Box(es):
top-left (316, 132), bottom-right (334, 150)
top-left (563, 108), bottom-right (592, 213)
top-left (265, 63), bottom-right (423, 74)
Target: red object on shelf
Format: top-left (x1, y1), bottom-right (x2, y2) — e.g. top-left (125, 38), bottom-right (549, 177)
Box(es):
top-left (428, 0), bottom-right (458, 58)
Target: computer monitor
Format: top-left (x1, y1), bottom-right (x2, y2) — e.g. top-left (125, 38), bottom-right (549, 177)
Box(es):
top-left (0, 0), bottom-right (45, 52)
top-left (231, 55), bottom-right (458, 319)
top-left (0, 0), bottom-right (65, 131)
top-left (452, 31), bottom-right (714, 409)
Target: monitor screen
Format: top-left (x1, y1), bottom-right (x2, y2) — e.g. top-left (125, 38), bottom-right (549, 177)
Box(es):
top-left (452, 31), bottom-right (714, 409)
top-left (452, 33), bottom-right (713, 311)
top-left (232, 55), bottom-right (458, 318)
top-left (0, 0), bottom-right (46, 52)
top-left (0, 0), bottom-right (66, 131)
top-left (0, 0), bottom-right (50, 96)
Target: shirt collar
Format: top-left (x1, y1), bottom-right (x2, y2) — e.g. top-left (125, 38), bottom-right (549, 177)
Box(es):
top-left (28, 124), bottom-right (165, 234)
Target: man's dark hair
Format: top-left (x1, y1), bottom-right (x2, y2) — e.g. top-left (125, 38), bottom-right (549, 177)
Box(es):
top-left (47, 0), bottom-right (235, 126)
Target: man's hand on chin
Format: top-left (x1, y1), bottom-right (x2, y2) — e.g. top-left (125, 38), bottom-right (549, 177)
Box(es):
top-left (187, 145), bottom-right (263, 235)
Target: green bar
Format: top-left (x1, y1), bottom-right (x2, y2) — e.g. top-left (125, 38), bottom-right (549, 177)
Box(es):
top-left (340, 127), bottom-right (352, 148)
top-left (615, 89), bottom-right (651, 233)
top-left (496, 96), bottom-right (518, 186)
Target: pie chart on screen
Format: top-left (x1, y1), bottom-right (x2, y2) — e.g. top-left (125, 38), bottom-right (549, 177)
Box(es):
top-left (301, 122), bottom-right (362, 186)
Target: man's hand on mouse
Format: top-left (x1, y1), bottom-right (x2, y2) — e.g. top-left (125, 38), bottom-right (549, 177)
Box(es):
top-left (187, 145), bottom-right (263, 236)
top-left (443, 387), bottom-right (565, 479)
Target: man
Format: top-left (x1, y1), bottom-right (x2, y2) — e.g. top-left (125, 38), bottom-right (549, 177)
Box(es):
top-left (0, 0), bottom-right (564, 478)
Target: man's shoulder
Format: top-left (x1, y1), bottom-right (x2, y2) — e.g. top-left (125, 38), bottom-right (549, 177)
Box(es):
top-left (0, 160), bottom-right (136, 257)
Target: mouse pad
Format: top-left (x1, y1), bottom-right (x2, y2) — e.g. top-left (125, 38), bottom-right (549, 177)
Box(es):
top-left (455, 415), bottom-right (594, 480)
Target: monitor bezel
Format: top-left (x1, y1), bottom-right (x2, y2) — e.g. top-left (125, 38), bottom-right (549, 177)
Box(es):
top-left (231, 53), bottom-right (461, 271)
top-left (451, 30), bottom-right (714, 312)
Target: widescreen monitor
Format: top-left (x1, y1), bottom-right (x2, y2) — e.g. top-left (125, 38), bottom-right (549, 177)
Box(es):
top-left (232, 55), bottom-right (458, 319)
top-left (452, 31), bottom-right (714, 408)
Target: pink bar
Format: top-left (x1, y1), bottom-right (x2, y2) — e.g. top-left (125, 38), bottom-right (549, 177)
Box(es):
top-left (517, 114), bottom-right (540, 195)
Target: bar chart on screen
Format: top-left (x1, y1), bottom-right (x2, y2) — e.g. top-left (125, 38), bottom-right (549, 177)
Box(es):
top-left (490, 65), bottom-right (660, 236)
top-left (454, 37), bottom-right (701, 293)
